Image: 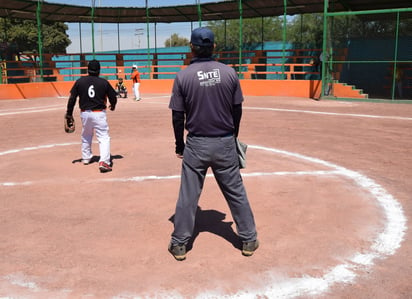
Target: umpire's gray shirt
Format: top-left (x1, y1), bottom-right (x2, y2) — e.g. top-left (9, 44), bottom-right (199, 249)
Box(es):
top-left (169, 59), bottom-right (244, 137)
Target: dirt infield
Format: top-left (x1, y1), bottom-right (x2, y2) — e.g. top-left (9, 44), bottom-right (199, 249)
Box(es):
top-left (0, 94), bottom-right (411, 298)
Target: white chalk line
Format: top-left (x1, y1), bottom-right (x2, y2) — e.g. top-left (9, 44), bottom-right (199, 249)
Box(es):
top-left (100, 170), bottom-right (343, 183)
top-left (132, 96), bottom-right (412, 121)
top-left (0, 104), bottom-right (65, 116)
top-left (0, 95), bottom-right (169, 116)
top-left (0, 168), bottom-right (342, 188)
top-left (127, 98), bottom-right (412, 121)
top-left (0, 142), bottom-right (78, 157)
top-left (246, 106), bottom-right (412, 121)
top-left (0, 107), bottom-right (64, 116)
top-left (0, 143), bottom-right (79, 187)
top-left (0, 143), bottom-right (407, 299)
top-left (1, 95), bottom-right (409, 122)
top-left (135, 146), bottom-right (407, 299)
top-left (0, 104), bottom-right (62, 113)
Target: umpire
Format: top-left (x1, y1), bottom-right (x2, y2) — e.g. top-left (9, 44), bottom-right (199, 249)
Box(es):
top-left (168, 27), bottom-right (258, 261)
top-left (66, 59), bottom-right (117, 173)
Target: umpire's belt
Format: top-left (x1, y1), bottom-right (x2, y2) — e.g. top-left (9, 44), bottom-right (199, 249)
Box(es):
top-left (188, 132), bottom-right (233, 138)
top-left (81, 109), bottom-right (105, 112)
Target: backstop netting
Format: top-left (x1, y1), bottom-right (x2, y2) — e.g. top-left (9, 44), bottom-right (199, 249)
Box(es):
top-left (324, 9), bottom-right (412, 100)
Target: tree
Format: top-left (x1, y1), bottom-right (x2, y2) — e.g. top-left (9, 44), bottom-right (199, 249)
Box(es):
top-left (164, 33), bottom-right (189, 47)
top-left (0, 18), bottom-right (71, 55)
top-left (287, 14), bottom-right (324, 48)
top-left (287, 13), bottom-right (412, 49)
top-left (207, 17), bottom-right (283, 51)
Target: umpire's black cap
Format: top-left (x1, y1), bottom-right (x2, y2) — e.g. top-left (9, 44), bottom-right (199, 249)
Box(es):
top-left (190, 27), bottom-right (214, 47)
top-left (88, 59), bottom-right (101, 75)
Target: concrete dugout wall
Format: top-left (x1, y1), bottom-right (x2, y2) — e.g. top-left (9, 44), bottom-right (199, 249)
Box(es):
top-left (0, 79), bottom-right (365, 100)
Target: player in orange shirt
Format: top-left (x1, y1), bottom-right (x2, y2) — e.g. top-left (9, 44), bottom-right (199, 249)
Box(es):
top-left (131, 65), bottom-right (141, 101)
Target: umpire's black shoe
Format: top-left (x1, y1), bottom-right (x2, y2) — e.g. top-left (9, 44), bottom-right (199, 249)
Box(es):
top-left (168, 243), bottom-right (186, 261)
top-left (242, 240), bottom-right (259, 256)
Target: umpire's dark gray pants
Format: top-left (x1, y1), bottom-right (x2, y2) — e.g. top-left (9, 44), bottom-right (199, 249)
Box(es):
top-left (171, 135), bottom-right (257, 245)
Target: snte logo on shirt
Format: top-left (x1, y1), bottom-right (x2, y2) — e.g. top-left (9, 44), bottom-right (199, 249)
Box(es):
top-left (197, 69), bottom-right (221, 86)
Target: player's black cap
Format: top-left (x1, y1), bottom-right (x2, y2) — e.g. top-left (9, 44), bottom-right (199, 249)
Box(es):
top-left (88, 60), bottom-right (101, 75)
top-left (190, 27), bottom-right (214, 47)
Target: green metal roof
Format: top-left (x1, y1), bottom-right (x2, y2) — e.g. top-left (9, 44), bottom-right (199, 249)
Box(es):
top-left (0, 0), bottom-right (411, 24)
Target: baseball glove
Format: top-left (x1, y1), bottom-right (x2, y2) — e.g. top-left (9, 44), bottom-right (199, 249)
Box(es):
top-left (64, 114), bottom-right (75, 133)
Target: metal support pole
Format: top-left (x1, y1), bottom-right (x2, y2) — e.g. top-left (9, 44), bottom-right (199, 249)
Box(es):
top-left (282, 0), bottom-right (287, 78)
top-left (146, 0), bottom-right (151, 78)
top-left (300, 14), bottom-right (303, 46)
top-left (154, 22), bottom-right (157, 55)
top-left (91, 0), bottom-right (96, 58)
top-left (391, 12), bottom-right (400, 100)
top-left (261, 17), bottom-right (264, 51)
top-left (321, 0), bottom-right (329, 97)
top-left (224, 20), bottom-right (227, 49)
top-left (327, 7), bottom-right (411, 17)
top-left (1, 18), bottom-right (8, 84)
top-left (238, 0), bottom-right (243, 78)
top-left (117, 22), bottom-right (120, 54)
top-left (36, 0), bottom-right (44, 81)
top-left (79, 23), bottom-right (83, 54)
top-left (196, 0), bottom-right (202, 27)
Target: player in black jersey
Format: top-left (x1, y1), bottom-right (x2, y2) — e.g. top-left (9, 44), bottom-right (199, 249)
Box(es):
top-left (66, 59), bottom-right (117, 173)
